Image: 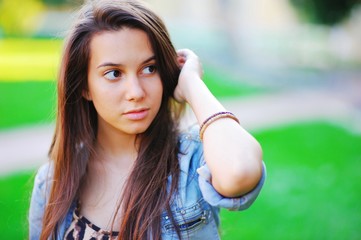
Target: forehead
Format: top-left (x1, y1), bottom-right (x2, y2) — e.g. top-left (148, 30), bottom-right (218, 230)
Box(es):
top-left (89, 28), bottom-right (154, 66)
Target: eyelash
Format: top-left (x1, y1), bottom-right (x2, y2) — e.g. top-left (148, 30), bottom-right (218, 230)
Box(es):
top-left (104, 70), bottom-right (121, 81)
top-left (142, 65), bottom-right (157, 74)
top-left (103, 64), bottom-right (157, 81)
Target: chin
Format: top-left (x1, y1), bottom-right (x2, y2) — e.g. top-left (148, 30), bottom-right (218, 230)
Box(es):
top-left (127, 124), bottom-right (151, 135)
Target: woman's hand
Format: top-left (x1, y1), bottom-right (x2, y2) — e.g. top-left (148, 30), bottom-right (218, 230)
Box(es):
top-left (174, 49), bottom-right (203, 103)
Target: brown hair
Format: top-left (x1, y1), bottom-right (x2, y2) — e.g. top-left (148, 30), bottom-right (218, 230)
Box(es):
top-left (41, 0), bottom-right (183, 239)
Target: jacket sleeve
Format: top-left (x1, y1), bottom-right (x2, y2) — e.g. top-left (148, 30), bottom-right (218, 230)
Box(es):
top-left (182, 125), bottom-right (267, 211)
top-left (198, 160), bottom-right (266, 211)
top-left (29, 163), bottom-right (52, 240)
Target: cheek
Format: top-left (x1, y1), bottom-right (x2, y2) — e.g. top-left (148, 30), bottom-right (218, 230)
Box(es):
top-left (145, 76), bottom-right (163, 96)
top-left (88, 84), bottom-right (116, 109)
top-left (88, 78), bottom-right (115, 99)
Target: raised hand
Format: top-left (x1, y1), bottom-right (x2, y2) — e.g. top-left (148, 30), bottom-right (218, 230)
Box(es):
top-left (174, 49), bottom-right (203, 103)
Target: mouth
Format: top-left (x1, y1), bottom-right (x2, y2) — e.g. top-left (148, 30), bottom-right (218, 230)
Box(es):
top-left (123, 108), bottom-right (150, 120)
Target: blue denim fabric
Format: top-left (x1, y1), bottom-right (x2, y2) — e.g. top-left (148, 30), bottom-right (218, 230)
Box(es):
top-left (29, 126), bottom-right (266, 239)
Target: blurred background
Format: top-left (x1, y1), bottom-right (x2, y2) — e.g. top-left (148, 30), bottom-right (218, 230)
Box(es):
top-left (0, 0), bottom-right (360, 239)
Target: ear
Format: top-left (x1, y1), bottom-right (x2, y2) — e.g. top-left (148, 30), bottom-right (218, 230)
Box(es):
top-left (82, 89), bottom-right (92, 101)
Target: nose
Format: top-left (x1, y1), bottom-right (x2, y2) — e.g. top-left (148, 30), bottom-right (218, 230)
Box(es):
top-left (125, 74), bottom-right (145, 101)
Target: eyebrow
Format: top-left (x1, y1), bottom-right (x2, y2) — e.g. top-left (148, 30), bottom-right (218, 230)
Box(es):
top-left (96, 55), bottom-right (156, 69)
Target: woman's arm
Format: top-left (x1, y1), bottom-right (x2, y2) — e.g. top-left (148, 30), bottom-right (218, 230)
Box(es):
top-left (174, 49), bottom-right (263, 198)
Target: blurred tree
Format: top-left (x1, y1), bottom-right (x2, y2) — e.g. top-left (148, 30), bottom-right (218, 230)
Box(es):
top-left (42, 0), bottom-right (82, 6)
top-left (290, 0), bottom-right (360, 25)
top-left (0, 0), bottom-right (45, 36)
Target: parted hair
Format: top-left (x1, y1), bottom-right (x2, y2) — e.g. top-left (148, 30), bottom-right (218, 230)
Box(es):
top-left (41, 0), bottom-right (183, 239)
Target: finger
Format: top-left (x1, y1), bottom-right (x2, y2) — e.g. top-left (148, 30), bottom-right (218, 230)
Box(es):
top-left (177, 48), bottom-right (189, 55)
top-left (177, 48), bottom-right (194, 59)
top-left (177, 55), bottom-right (186, 63)
top-left (177, 56), bottom-right (186, 67)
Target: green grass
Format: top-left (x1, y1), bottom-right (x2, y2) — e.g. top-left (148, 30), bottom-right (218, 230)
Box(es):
top-left (0, 171), bottom-right (35, 240)
top-left (221, 121), bottom-right (361, 239)
top-left (0, 81), bottom-right (57, 129)
top-left (1, 121), bottom-right (360, 239)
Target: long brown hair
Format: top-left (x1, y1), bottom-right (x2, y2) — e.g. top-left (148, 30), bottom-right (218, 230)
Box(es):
top-left (41, 0), bottom-right (183, 239)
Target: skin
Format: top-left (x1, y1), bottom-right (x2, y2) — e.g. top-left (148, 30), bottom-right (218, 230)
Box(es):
top-left (79, 27), bottom-right (263, 231)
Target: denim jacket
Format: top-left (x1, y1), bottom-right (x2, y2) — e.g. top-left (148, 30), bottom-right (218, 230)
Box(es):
top-left (29, 126), bottom-right (266, 239)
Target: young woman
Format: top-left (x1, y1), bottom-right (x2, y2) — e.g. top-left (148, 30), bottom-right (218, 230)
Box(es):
top-left (29, 0), bottom-right (266, 239)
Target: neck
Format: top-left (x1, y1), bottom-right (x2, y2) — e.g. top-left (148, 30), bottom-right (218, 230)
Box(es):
top-left (95, 123), bottom-right (140, 168)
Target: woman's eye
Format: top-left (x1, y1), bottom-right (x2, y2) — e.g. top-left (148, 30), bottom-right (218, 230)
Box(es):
top-left (142, 65), bottom-right (156, 74)
top-left (104, 70), bottom-right (121, 80)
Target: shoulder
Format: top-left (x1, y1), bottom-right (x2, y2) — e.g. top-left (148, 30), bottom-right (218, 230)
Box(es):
top-left (178, 125), bottom-right (204, 171)
top-left (34, 162), bottom-right (54, 192)
top-left (179, 124), bottom-right (201, 141)
top-left (29, 162), bottom-right (54, 239)
top-left (29, 162), bottom-right (75, 239)
top-left (30, 162), bottom-right (54, 208)
top-left (178, 124), bottom-right (202, 153)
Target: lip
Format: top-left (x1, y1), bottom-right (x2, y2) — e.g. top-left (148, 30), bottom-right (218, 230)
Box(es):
top-left (123, 108), bottom-right (150, 120)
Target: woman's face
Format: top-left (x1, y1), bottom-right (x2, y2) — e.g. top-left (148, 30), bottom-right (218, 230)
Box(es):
top-left (86, 28), bottom-right (163, 136)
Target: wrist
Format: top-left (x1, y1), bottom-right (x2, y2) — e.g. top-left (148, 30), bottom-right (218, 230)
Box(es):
top-left (181, 76), bottom-right (205, 104)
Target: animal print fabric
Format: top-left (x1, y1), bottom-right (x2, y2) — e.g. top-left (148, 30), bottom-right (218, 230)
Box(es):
top-left (64, 207), bottom-right (118, 240)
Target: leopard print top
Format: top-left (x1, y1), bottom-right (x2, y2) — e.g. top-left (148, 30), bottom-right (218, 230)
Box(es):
top-left (64, 206), bottom-right (118, 240)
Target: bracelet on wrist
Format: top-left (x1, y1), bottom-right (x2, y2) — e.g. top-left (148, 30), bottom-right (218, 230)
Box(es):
top-left (199, 111), bottom-right (240, 141)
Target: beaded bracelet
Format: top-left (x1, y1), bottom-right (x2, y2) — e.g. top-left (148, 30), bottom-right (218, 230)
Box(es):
top-left (199, 111), bottom-right (240, 141)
